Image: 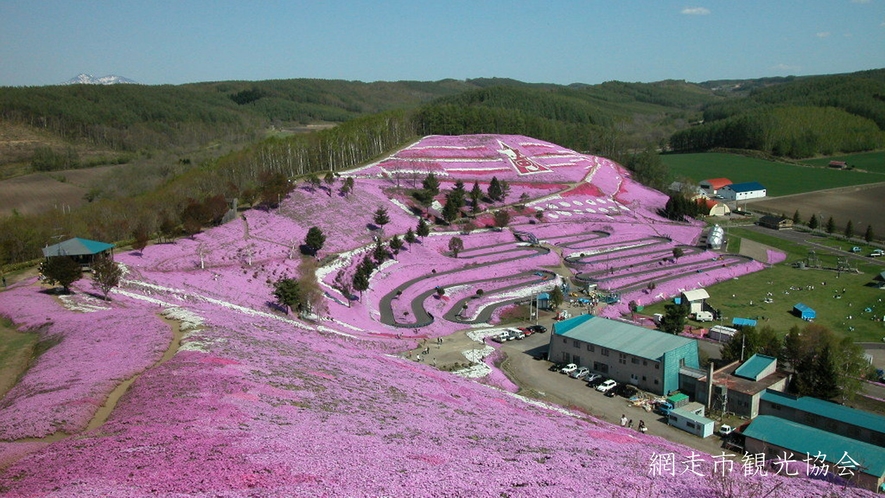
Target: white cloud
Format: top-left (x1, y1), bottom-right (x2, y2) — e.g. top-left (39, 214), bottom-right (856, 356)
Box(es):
top-left (681, 7), bottom-right (711, 15)
top-left (772, 63), bottom-right (801, 73)
top-left (816, 31), bottom-right (831, 38)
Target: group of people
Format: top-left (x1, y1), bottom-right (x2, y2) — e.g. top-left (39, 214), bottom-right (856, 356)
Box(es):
top-left (621, 414), bottom-right (647, 433)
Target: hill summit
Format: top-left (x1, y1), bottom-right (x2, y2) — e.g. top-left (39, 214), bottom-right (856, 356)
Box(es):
top-left (62, 73), bottom-right (138, 85)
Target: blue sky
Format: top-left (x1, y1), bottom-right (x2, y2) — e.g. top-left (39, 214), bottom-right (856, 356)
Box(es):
top-left (1, 1), bottom-right (883, 87)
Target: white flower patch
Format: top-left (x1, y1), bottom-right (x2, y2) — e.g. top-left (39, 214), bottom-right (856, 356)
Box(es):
top-left (161, 307), bottom-right (204, 331)
top-left (556, 211), bottom-right (571, 216)
top-left (585, 208), bottom-right (595, 213)
top-left (558, 201), bottom-right (570, 207)
top-left (466, 328), bottom-right (508, 342)
top-left (178, 330), bottom-right (226, 353)
top-left (388, 198), bottom-right (414, 215)
top-left (462, 345), bottom-right (495, 363)
top-left (453, 363), bottom-right (492, 379)
top-left (58, 293), bottom-right (111, 313)
top-left (571, 200), bottom-right (583, 206)
top-left (547, 213), bottom-right (559, 219)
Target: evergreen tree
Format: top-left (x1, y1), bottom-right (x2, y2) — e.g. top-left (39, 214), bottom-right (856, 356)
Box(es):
top-left (864, 224), bottom-right (874, 243)
top-left (808, 213), bottom-right (819, 230)
top-left (500, 180), bottom-right (511, 202)
top-left (352, 256), bottom-right (374, 301)
top-left (39, 256), bottom-right (82, 293)
top-left (303, 226), bottom-right (326, 257)
top-left (487, 176), bottom-right (504, 202)
top-left (91, 255), bottom-right (122, 301)
top-left (333, 269), bottom-right (353, 307)
top-left (441, 194), bottom-right (460, 223)
top-left (389, 234), bottom-right (404, 255)
top-left (273, 277), bottom-right (303, 315)
top-left (448, 237), bottom-right (464, 257)
top-left (844, 219), bottom-right (854, 239)
top-left (450, 180), bottom-right (466, 209)
top-left (469, 181), bottom-right (483, 213)
top-left (416, 218), bottom-right (430, 238)
top-left (372, 239), bottom-right (390, 264)
top-left (373, 207), bottom-right (390, 228)
top-left (421, 172), bottom-right (440, 197)
top-left (659, 301), bottom-right (689, 334)
top-left (825, 216), bottom-right (836, 234)
top-left (792, 209), bottom-right (801, 225)
top-left (404, 227), bottom-right (417, 246)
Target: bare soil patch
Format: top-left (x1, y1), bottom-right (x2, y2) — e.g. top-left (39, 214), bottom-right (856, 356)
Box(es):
top-left (0, 165), bottom-right (119, 216)
top-left (749, 182), bottom-right (885, 239)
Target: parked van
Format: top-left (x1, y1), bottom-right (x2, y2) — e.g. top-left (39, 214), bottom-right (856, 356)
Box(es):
top-left (694, 311), bottom-right (713, 322)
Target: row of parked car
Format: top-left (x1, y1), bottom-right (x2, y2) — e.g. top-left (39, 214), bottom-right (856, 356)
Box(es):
top-left (549, 362), bottom-right (639, 398)
top-left (491, 325), bottom-right (547, 343)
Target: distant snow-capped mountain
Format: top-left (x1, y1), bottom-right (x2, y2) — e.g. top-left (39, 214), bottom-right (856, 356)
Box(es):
top-left (62, 73), bottom-right (138, 85)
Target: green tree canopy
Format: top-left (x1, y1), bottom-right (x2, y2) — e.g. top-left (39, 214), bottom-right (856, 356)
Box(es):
top-left (39, 256), bottom-right (82, 293)
top-left (273, 277), bottom-right (303, 315)
top-left (303, 226), bottom-right (326, 257)
top-left (373, 207), bottom-right (391, 228)
top-left (448, 237), bottom-right (464, 257)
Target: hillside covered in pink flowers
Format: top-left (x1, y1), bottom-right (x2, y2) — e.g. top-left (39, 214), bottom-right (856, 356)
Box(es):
top-left (0, 135), bottom-right (865, 497)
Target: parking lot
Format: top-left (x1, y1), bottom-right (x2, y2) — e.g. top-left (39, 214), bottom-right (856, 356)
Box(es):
top-left (492, 325), bottom-right (735, 457)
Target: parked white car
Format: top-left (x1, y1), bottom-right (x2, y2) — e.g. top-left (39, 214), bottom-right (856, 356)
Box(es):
top-left (719, 425), bottom-right (734, 437)
top-left (559, 363), bottom-right (578, 375)
top-left (570, 366), bottom-right (590, 379)
top-left (596, 379), bottom-right (617, 393)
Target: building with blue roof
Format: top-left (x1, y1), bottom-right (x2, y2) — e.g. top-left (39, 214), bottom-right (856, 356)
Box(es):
top-left (759, 390), bottom-right (885, 448)
top-left (719, 181), bottom-right (766, 202)
top-left (743, 415), bottom-right (885, 492)
top-left (41, 237), bottom-right (115, 268)
top-left (731, 317), bottom-right (757, 328)
top-left (548, 314), bottom-right (698, 395)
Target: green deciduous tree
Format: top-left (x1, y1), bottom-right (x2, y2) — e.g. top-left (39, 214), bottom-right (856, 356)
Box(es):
top-left (493, 209), bottom-right (510, 229)
top-left (549, 285), bottom-right (564, 310)
top-left (659, 300), bottom-right (689, 334)
top-left (39, 256), bottom-right (82, 293)
top-left (448, 237), bottom-right (464, 257)
top-left (91, 255), bottom-right (122, 300)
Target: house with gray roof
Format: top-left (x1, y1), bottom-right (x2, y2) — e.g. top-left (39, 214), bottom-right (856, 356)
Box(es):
top-left (548, 314), bottom-right (699, 395)
top-left (695, 354), bottom-right (789, 418)
top-left (41, 237), bottom-right (115, 268)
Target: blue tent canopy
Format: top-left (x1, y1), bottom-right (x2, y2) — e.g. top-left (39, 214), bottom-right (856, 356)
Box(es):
top-left (793, 303), bottom-right (816, 321)
top-left (732, 317), bottom-right (757, 328)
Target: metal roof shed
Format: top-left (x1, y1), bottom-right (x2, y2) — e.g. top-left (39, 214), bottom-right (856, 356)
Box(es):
top-left (42, 238), bottom-right (115, 258)
top-left (792, 303), bottom-right (816, 321)
top-left (731, 317), bottom-right (757, 328)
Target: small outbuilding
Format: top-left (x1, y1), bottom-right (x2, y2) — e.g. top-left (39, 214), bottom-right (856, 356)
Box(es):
top-left (757, 215), bottom-right (792, 230)
top-left (697, 199), bottom-right (731, 217)
top-left (708, 325), bottom-right (738, 343)
top-left (41, 237), bottom-right (115, 269)
top-left (828, 160), bottom-right (847, 169)
top-left (681, 289), bottom-right (710, 315)
top-left (667, 402), bottom-right (715, 438)
top-left (792, 303), bottom-right (816, 321)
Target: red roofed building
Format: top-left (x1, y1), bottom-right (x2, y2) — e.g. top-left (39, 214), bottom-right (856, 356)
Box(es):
top-left (699, 178), bottom-right (732, 197)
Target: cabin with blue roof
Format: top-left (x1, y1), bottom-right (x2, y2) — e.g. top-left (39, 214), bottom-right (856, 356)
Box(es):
top-left (548, 314), bottom-right (699, 395)
top-left (759, 390), bottom-right (885, 447)
top-left (41, 237), bottom-right (115, 269)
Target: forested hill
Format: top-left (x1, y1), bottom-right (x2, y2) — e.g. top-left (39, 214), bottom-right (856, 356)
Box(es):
top-left (670, 69), bottom-right (885, 157)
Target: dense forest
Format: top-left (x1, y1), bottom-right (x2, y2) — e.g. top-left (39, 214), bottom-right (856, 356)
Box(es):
top-left (670, 70), bottom-right (885, 157)
top-left (1, 69), bottom-right (883, 266)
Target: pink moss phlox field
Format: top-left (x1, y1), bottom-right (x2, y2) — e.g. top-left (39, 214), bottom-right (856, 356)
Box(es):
top-left (2, 135), bottom-right (865, 497)
top-left (0, 282), bottom-right (169, 439)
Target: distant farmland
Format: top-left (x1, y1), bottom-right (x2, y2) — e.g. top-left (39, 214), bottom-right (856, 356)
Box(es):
top-left (662, 152), bottom-right (885, 197)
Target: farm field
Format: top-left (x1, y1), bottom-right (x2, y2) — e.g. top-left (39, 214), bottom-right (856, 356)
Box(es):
top-left (0, 134), bottom-right (863, 497)
top-left (802, 150), bottom-right (885, 174)
top-left (661, 152), bottom-right (885, 196)
top-left (748, 182), bottom-right (885, 241)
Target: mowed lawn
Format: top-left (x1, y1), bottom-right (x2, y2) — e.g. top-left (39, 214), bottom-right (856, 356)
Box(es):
top-left (642, 228), bottom-right (885, 343)
top-left (661, 152), bottom-right (885, 197)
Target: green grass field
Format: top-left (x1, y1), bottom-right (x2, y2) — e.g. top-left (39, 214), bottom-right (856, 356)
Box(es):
top-left (801, 151), bottom-right (885, 175)
top-left (642, 228), bottom-right (885, 343)
top-left (661, 152), bottom-right (885, 196)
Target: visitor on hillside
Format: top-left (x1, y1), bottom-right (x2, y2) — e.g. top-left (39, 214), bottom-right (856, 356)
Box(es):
top-left (620, 414), bottom-right (627, 427)
top-left (638, 421), bottom-right (647, 433)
